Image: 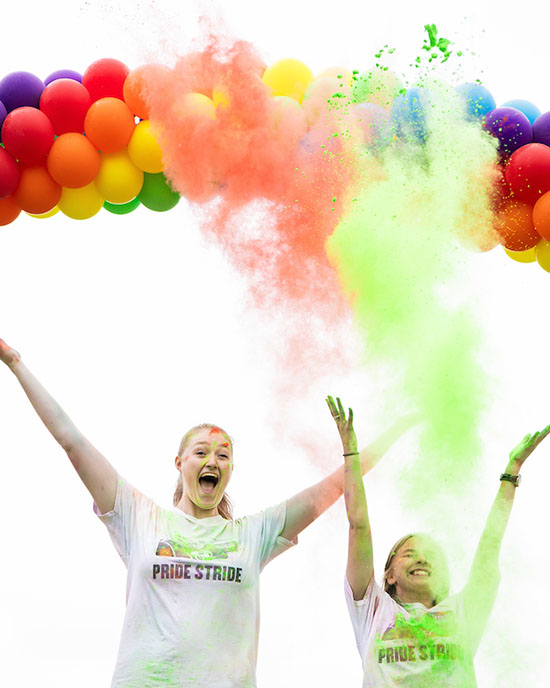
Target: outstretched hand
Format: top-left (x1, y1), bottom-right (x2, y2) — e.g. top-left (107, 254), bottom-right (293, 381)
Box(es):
top-left (326, 395), bottom-right (357, 454)
top-left (0, 339), bottom-right (20, 370)
top-left (509, 425), bottom-right (550, 467)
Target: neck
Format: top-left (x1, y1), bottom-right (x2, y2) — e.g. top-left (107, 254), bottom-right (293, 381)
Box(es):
top-left (395, 588), bottom-right (435, 608)
top-left (176, 494), bottom-right (219, 519)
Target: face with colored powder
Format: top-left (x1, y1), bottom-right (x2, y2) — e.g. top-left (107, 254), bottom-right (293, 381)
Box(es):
top-left (386, 535), bottom-right (450, 607)
top-left (175, 427), bottom-right (233, 516)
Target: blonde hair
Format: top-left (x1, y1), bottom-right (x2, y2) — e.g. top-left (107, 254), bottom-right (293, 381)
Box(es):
top-left (173, 423), bottom-right (233, 520)
top-left (383, 534), bottom-right (415, 600)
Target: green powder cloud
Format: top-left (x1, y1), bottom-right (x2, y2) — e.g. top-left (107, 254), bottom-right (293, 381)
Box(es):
top-left (327, 80), bottom-right (498, 507)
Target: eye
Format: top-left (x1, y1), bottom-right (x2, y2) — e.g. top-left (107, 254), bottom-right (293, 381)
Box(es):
top-left (195, 450), bottom-right (205, 456)
top-left (219, 453), bottom-right (229, 459)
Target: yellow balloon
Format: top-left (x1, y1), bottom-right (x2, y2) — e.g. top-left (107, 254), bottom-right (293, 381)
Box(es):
top-left (262, 58), bottom-right (314, 103)
top-left (212, 85), bottom-right (230, 110)
top-left (128, 120), bottom-right (164, 173)
top-left (173, 93), bottom-right (216, 120)
top-left (95, 151), bottom-right (144, 204)
top-left (58, 183), bottom-right (104, 220)
top-left (316, 66), bottom-right (354, 87)
top-left (535, 240), bottom-right (550, 272)
top-left (26, 206), bottom-right (60, 219)
top-left (504, 246), bottom-right (537, 264)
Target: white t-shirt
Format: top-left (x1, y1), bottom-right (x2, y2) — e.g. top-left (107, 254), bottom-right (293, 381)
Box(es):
top-left (94, 476), bottom-right (295, 687)
top-left (345, 577), bottom-right (492, 687)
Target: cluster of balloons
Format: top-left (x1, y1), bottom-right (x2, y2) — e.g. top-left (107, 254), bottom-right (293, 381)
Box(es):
top-left (0, 59), bottom-right (180, 226)
top-left (458, 83), bottom-right (550, 272)
top-left (2, 55), bottom-right (550, 274)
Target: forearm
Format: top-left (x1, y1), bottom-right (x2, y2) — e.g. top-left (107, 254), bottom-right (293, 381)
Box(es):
top-left (9, 359), bottom-right (85, 452)
top-left (475, 458), bottom-right (519, 564)
top-left (468, 457), bottom-right (520, 594)
top-left (345, 451), bottom-right (371, 530)
top-left (359, 413), bottom-right (419, 474)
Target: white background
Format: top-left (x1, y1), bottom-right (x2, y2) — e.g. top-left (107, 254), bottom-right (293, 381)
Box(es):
top-left (1, 1), bottom-right (550, 686)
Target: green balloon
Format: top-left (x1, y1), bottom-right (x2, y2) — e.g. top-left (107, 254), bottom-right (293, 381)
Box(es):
top-left (104, 198), bottom-right (141, 215)
top-left (138, 172), bottom-right (180, 212)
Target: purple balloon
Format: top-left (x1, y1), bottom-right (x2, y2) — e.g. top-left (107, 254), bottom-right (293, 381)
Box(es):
top-left (0, 99), bottom-right (6, 130)
top-left (0, 71), bottom-right (44, 111)
top-left (532, 112), bottom-right (550, 148)
top-left (483, 107), bottom-right (532, 155)
top-left (44, 69), bottom-right (83, 86)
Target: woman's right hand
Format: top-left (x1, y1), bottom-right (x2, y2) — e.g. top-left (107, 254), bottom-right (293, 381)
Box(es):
top-left (0, 339), bottom-right (21, 370)
top-left (326, 395), bottom-right (358, 454)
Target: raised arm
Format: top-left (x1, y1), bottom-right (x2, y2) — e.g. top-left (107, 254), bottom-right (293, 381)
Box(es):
top-left (329, 396), bottom-right (373, 600)
top-left (463, 426), bottom-right (550, 643)
top-left (280, 395), bottom-right (412, 575)
top-left (0, 339), bottom-right (117, 513)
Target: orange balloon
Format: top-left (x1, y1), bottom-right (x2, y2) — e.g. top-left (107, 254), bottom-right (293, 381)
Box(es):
top-left (13, 165), bottom-right (61, 214)
top-left (494, 199), bottom-right (541, 252)
top-left (123, 64), bottom-right (171, 119)
top-left (84, 97), bottom-right (135, 153)
top-left (47, 133), bottom-right (101, 188)
top-left (0, 195), bottom-right (21, 226)
top-left (532, 191), bottom-right (550, 241)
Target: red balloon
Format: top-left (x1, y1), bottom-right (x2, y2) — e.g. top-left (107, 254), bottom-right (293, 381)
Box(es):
top-left (495, 199), bottom-right (541, 251)
top-left (0, 147), bottom-right (20, 199)
top-left (505, 142), bottom-right (550, 205)
top-left (2, 107), bottom-right (55, 163)
top-left (489, 164), bottom-right (512, 212)
top-left (82, 58), bottom-right (130, 102)
top-left (40, 78), bottom-right (92, 134)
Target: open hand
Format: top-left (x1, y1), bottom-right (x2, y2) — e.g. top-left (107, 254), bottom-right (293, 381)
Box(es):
top-left (326, 395), bottom-right (357, 454)
top-left (0, 339), bottom-right (21, 370)
top-left (509, 425), bottom-right (550, 466)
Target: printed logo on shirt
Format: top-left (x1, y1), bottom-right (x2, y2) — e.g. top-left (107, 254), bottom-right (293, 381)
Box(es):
top-left (153, 536), bottom-right (243, 584)
top-left (155, 535), bottom-right (238, 561)
top-left (375, 610), bottom-right (466, 666)
top-left (152, 561), bottom-right (243, 583)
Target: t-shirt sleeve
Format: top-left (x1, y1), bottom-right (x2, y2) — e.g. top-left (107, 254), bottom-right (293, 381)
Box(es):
top-left (255, 501), bottom-right (297, 570)
top-left (93, 474), bottom-right (157, 566)
top-left (345, 575), bottom-right (397, 658)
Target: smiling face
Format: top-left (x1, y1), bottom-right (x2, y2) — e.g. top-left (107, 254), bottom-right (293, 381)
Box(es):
top-left (385, 534), bottom-right (450, 607)
top-left (175, 427), bottom-right (233, 518)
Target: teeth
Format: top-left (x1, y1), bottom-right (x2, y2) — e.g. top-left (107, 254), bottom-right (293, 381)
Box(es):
top-left (410, 570), bottom-right (429, 576)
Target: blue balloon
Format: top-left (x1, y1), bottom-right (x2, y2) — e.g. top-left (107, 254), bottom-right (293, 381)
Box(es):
top-left (390, 87), bottom-right (429, 144)
top-left (501, 99), bottom-right (541, 125)
top-left (456, 83), bottom-right (496, 120)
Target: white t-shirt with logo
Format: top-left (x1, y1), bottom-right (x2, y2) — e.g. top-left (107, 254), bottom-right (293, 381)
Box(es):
top-left (94, 476), bottom-right (295, 687)
top-left (345, 576), bottom-right (493, 687)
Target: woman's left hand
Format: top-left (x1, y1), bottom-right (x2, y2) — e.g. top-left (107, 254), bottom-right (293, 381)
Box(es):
top-left (326, 395), bottom-right (357, 454)
top-left (509, 425), bottom-right (550, 467)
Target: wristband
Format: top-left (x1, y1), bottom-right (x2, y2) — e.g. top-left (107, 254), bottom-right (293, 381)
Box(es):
top-left (343, 452), bottom-right (359, 456)
top-left (500, 472), bottom-right (521, 487)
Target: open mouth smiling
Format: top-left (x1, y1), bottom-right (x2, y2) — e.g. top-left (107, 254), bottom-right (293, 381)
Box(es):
top-left (408, 568), bottom-right (431, 577)
top-left (198, 472), bottom-right (219, 494)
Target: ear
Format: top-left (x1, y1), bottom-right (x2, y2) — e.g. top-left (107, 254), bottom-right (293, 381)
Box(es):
top-left (386, 569), bottom-right (396, 586)
top-left (175, 455), bottom-right (182, 470)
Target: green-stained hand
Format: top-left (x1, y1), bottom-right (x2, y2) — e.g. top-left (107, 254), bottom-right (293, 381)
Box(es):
top-left (326, 395), bottom-right (357, 454)
top-left (509, 425), bottom-right (550, 466)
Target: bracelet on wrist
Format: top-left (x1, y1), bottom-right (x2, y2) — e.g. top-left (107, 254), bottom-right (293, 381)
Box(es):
top-left (343, 451), bottom-right (359, 456)
top-left (500, 472), bottom-right (521, 487)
